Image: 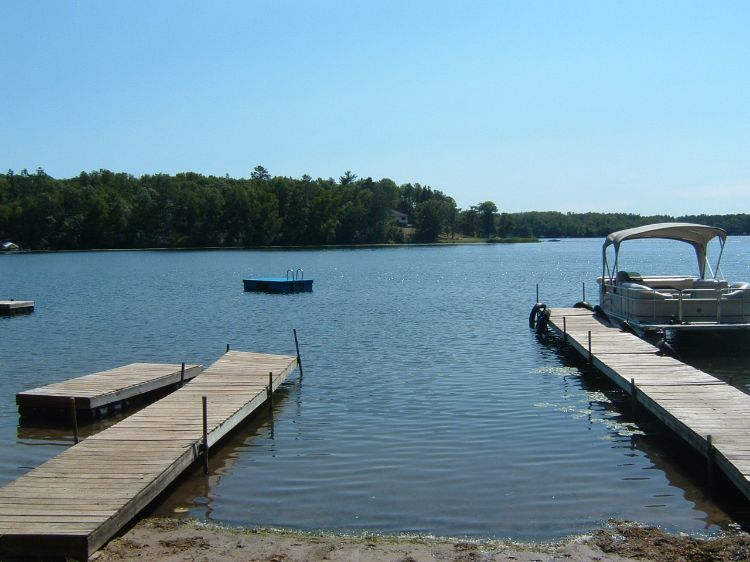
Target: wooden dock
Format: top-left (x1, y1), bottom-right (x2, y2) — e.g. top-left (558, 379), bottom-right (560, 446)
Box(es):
top-left (546, 307), bottom-right (750, 500)
top-left (0, 300), bottom-right (34, 315)
top-left (17, 363), bottom-right (203, 418)
top-left (0, 350), bottom-right (298, 560)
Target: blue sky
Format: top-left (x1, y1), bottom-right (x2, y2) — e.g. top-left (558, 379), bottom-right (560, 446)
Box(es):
top-left (2, 1), bottom-right (748, 215)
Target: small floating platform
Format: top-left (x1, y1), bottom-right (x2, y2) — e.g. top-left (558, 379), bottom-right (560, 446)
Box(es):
top-left (243, 277), bottom-right (313, 293)
top-left (244, 269), bottom-right (313, 293)
top-left (17, 363), bottom-right (203, 419)
top-left (0, 350), bottom-right (298, 560)
top-left (0, 300), bottom-right (34, 316)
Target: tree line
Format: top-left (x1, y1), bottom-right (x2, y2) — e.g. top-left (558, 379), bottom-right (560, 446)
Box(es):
top-left (1, 167), bottom-right (748, 250)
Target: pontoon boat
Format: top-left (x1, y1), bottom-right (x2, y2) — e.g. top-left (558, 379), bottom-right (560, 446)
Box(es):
top-left (598, 223), bottom-right (750, 335)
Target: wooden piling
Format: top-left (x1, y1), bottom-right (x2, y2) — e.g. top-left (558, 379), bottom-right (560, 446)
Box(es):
top-left (293, 328), bottom-right (303, 377)
top-left (70, 398), bottom-right (79, 444)
top-left (202, 396), bottom-right (208, 474)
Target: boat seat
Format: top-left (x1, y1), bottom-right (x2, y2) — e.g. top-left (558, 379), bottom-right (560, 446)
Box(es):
top-left (619, 282), bottom-right (675, 299)
top-left (616, 271), bottom-right (642, 284)
top-left (692, 279), bottom-right (728, 289)
top-left (726, 282), bottom-right (750, 299)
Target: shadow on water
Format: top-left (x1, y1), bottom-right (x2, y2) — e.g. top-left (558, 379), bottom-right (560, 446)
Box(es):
top-left (670, 332), bottom-right (750, 395)
top-left (142, 380), bottom-right (298, 520)
top-left (534, 330), bottom-right (750, 532)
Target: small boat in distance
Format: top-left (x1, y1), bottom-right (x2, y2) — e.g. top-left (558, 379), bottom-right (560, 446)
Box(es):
top-left (243, 268), bottom-right (313, 294)
top-left (597, 223), bottom-right (750, 337)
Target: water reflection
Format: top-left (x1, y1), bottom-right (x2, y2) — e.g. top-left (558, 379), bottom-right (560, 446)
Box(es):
top-left (536, 333), bottom-right (749, 532)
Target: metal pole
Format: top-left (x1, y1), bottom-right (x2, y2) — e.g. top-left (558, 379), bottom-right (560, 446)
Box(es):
top-left (536, 284), bottom-right (539, 303)
top-left (226, 343), bottom-right (230, 353)
top-left (582, 282), bottom-right (586, 302)
top-left (587, 331), bottom-right (592, 364)
top-left (563, 316), bottom-right (567, 342)
top-left (202, 396), bottom-right (208, 474)
top-left (70, 398), bottom-right (79, 445)
top-left (180, 362), bottom-right (185, 388)
top-left (293, 329), bottom-right (303, 378)
top-left (268, 371), bottom-right (274, 408)
top-left (630, 378), bottom-right (637, 419)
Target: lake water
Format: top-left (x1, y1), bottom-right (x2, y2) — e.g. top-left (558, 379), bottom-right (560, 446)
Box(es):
top-left (2, 239), bottom-right (750, 541)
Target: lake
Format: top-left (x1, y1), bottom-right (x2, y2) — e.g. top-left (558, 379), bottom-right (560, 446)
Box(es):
top-left (2, 238), bottom-right (749, 541)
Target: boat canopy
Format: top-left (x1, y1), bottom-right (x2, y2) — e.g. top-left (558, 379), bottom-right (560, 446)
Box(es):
top-left (603, 223), bottom-right (727, 279)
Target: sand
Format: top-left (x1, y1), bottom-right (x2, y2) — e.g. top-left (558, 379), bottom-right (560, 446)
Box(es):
top-left (93, 518), bottom-right (750, 562)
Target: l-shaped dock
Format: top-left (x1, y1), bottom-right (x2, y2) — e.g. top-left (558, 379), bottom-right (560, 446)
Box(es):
top-left (544, 307), bottom-right (750, 500)
top-left (0, 350), bottom-right (298, 560)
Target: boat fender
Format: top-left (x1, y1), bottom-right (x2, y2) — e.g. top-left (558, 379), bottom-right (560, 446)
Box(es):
top-left (535, 307), bottom-right (551, 334)
top-left (529, 302), bottom-right (547, 328)
top-left (573, 301), bottom-right (594, 311)
top-left (593, 305), bottom-right (608, 321)
top-left (656, 338), bottom-right (678, 358)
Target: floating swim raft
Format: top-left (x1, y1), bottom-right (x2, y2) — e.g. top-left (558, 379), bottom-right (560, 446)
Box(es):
top-left (243, 268), bottom-right (313, 293)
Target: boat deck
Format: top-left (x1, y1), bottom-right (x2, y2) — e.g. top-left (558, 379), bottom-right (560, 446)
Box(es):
top-left (17, 363), bottom-right (203, 418)
top-left (0, 350), bottom-right (299, 560)
top-left (546, 307), bottom-right (750, 500)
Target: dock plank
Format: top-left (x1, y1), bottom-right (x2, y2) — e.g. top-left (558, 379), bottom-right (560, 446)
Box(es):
top-left (546, 307), bottom-right (750, 501)
top-left (0, 350), bottom-right (298, 560)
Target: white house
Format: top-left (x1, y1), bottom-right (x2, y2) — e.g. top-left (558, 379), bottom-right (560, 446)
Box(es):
top-left (389, 209), bottom-right (409, 227)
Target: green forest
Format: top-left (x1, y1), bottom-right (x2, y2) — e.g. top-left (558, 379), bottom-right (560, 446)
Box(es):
top-left (1, 167), bottom-right (749, 251)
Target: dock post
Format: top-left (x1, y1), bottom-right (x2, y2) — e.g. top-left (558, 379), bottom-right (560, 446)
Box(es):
top-left (582, 282), bottom-right (586, 302)
top-left (587, 331), bottom-right (592, 365)
top-left (202, 396), bottom-right (209, 474)
top-left (563, 317), bottom-right (567, 342)
top-left (707, 434), bottom-right (715, 488)
top-left (536, 284), bottom-right (539, 303)
top-left (268, 372), bottom-right (274, 408)
top-left (630, 378), bottom-right (637, 419)
top-left (226, 343), bottom-right (230, 353)
top-left (70, 398), bottom-right (79, 445)
top-left (180, 362), bottom-right (185, 388)
top-left (293, 329), bottom-right (304, 378)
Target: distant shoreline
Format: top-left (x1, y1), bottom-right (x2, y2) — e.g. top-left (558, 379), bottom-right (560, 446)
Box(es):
top-left (2, 237), bottom-right (542, 254)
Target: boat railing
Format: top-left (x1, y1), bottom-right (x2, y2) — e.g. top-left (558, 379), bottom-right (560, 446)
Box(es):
top-left (602, 281), bottom-right (750, 324)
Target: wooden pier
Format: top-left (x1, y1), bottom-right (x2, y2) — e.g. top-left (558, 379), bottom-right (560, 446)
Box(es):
top-left (0, 350), bottom-right (298, 560)
top-left (0, 300), bottom-right (34, 315)
top-left (545, 307), bottom-right (750, 500)
top-left (17, 363), bottom-right (203, 418)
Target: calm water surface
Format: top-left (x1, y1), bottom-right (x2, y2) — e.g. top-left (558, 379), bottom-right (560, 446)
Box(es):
top-left (2, 239), bottom-right (750, 540)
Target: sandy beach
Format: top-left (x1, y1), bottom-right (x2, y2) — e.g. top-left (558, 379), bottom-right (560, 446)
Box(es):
top-left (93, 518), bottom-right (750, 562)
